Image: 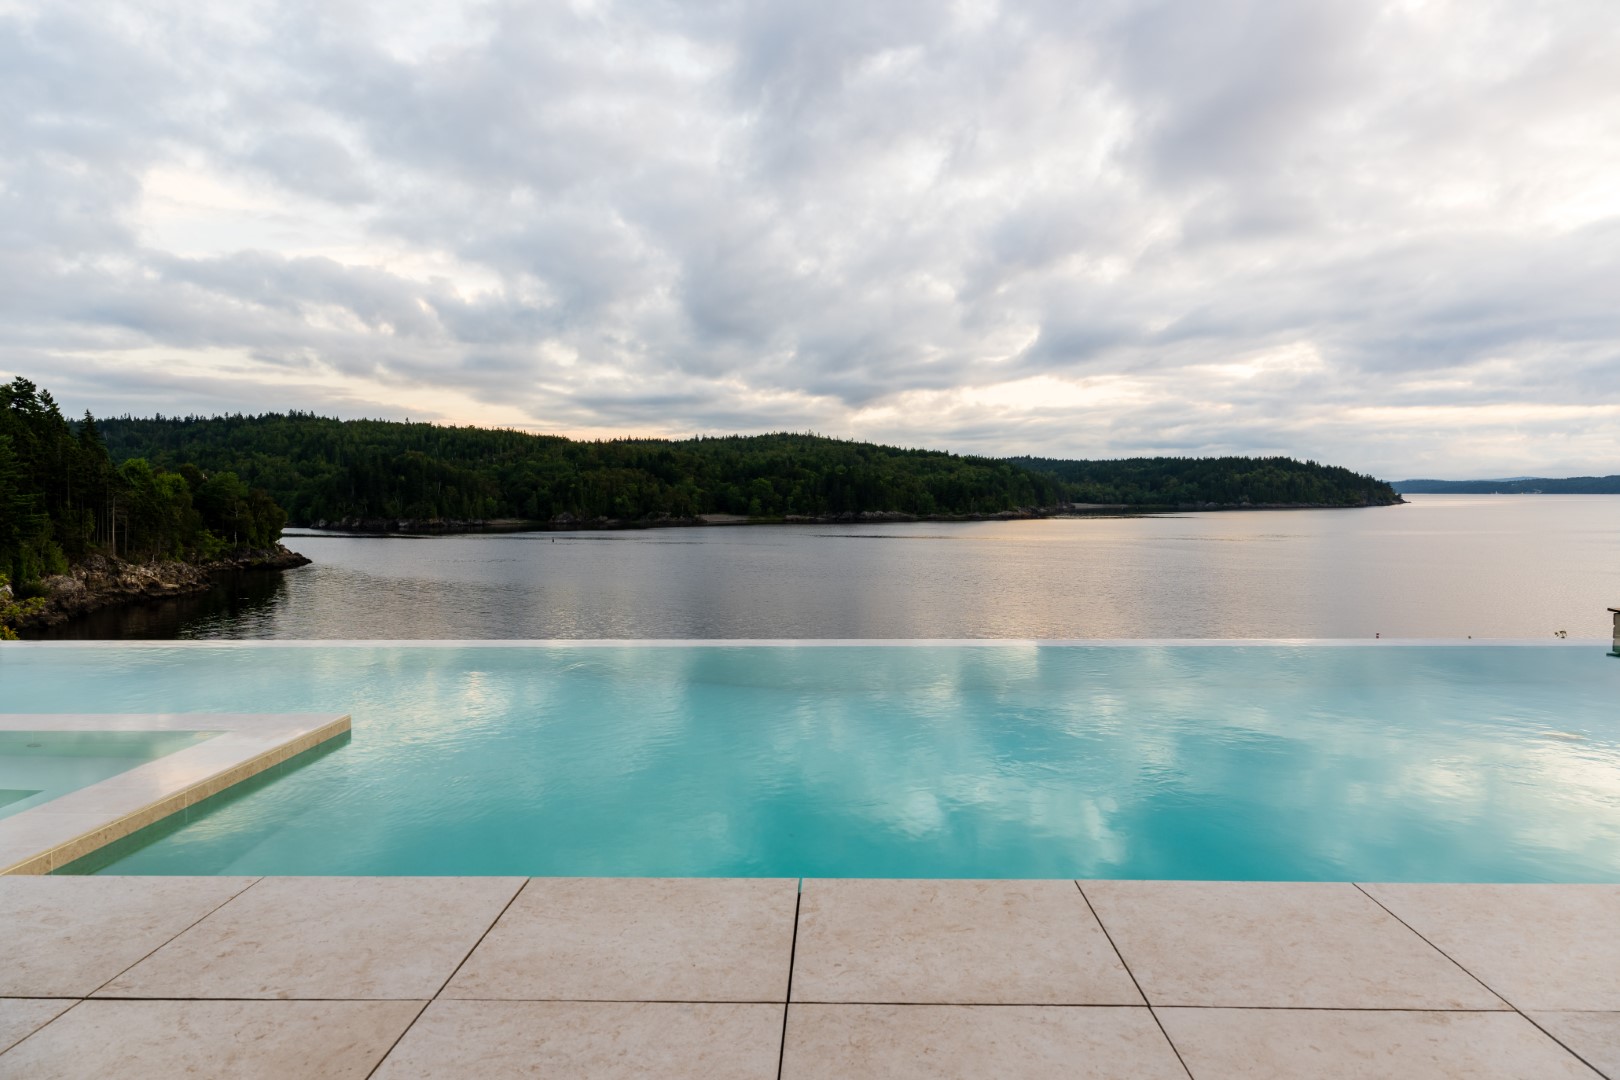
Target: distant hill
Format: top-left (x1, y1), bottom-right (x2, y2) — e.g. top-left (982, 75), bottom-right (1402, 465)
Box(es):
top-left (1394, 476), bottom-right (1620, 494)
top-left (1010, 455), bottom-right (1398, 509)
top-left (95, 413), bottom-right (1401, 527)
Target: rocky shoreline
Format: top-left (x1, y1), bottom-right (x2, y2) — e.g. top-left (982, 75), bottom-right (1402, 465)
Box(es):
top-left (5, 545), bottom-right (311, 633)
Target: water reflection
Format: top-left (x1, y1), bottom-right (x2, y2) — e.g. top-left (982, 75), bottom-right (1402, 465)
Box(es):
top-left (7, 644), bottom-right (1617, 881)
top-left (42, 494), bottom-right (1620, 640)
top-left (32, 571), bottom-right (289, 640)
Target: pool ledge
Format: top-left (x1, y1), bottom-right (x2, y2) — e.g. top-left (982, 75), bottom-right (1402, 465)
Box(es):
top-left (0, 713), bottom-right (350, 875)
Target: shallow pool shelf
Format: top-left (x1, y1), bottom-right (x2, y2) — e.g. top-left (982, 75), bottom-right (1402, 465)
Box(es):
top-left (0, 714), bottom-right (350, 875)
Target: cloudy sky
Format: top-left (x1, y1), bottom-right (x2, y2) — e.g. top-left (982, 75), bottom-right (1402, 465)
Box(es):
top-left (3, 0), bottom-right (1617, 479)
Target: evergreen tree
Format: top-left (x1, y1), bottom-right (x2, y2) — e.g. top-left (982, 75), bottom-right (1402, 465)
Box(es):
top-left (0, 378), bottom-right (291, 588)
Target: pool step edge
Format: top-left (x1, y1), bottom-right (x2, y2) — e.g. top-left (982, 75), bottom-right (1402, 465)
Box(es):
top-left (0, 714), bottom-right (352, 875)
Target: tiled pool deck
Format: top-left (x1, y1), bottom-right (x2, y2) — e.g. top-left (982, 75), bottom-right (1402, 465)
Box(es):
top-left (2, 878), bottom-right (1617, 1078)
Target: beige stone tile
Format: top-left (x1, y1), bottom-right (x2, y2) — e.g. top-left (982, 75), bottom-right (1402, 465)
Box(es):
top-left (791, 879), bottom-right (1140, 1005)
top-left (371, 1000), bottom-right (782, 1080)
top-left (1363, 884), bottom-right (1620, 1010)
top-left (1157, 1007), bottom-right (1599, 1079)
top-left (0, 1001), bottom-right (73, 1055)
top-left (0, 999), bottom-right (422, 1080)
top-left (444, 877), bottom-right (797, 1002)
top-left (781, 1004), bottom-right (1186, 1079)
top-left (98, 876), bottom-right (523, 1000)
top-left (0, 876), bottom-right (255, 997)
top-left (1530, 1013), bottom-right (1620, 1080)
top-left (1082, 880), bottom-right (1504, 1009)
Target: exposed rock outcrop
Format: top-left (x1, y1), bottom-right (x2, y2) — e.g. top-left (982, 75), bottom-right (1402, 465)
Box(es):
top-left (9, 546), bottom-right (311, 632)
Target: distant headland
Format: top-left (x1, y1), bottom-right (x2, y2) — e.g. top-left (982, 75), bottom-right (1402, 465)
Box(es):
top-left (93, 413), bottom-right (1401, 530)
top-left (3, 375), bottom-right (1402, 634)
top-left (1394, 476), bottom-right (1620, 494)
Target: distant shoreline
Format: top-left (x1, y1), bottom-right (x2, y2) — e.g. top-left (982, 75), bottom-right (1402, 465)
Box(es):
top-left (1395, 476), bottom-right (1620, 495)
top-left (288, 499), bottom-right (1404, 537)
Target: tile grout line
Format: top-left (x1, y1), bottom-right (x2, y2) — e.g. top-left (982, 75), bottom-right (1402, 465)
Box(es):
top-left (3, 993), bottom-right (1560, 1010)
top-left (1074, 881), bottom-right (1194, 1080)
top-left (427, 878), bottom-right (532, 1000)
top-left (0, 1000), bottom-right (83, 1059)
top-left (85, 876), bottom-right (265, 998)
top-left (362, 1000), bottom-right (433, 1080)
top-left (776, 879), bottom-right (803, 1080)
top-left (1351, 884), bottom-right (1512, 1006)
top-left (6, 879), bottom-right (268, 1064)
top-left (1350, 884), bottom-right (1610, 1078)
top-left (6, 991), bottom-right (1576, 1009)
top-left (363, 878), bottom-right (532, 1080)
top-left (1513, 1013), bottom-right (1614, 1080)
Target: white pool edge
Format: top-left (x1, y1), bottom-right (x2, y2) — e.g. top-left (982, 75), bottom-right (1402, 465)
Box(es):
top-left (3, 637), bottom-right (1611, 648)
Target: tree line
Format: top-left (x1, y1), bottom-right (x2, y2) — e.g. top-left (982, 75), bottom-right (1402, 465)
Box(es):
top-left (0, 378), bottom-right (287, 591)
top-left (1009, 455), bottom-right (1399, 507)
top-left (91, 412), bottom-right (1398, 528)
top-left (1393, 476), bottom-right (1620, 494)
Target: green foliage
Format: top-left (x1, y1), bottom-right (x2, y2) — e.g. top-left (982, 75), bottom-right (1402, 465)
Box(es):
top-left (0, 379), bottom-right (289, 592)
top-left (1009, 455), bottom-right (1399, 507)
top-left (94, 416), bottom-right (1069, 523)
top-left (0, 571), bottom-right (48, 639)
top-left (94, 412), bottom-right (1398, 527)
top-left (1394, 476), bottom-right (1620, 494)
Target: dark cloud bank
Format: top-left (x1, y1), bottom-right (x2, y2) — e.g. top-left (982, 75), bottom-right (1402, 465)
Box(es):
top-left (2, 0), bottom-right (1617, 478)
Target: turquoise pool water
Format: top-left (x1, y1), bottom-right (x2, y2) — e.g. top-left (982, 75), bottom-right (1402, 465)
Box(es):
top-left (2, 643), bottom-right (1618, 880)
top-left (0, 729), bottom-right (218, 820)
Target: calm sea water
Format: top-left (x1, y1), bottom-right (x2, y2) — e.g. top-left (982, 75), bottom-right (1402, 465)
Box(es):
top-left (4, 643), bottom-right (1616, 880)
top-left (38, 494), bottom-right (1620, 640)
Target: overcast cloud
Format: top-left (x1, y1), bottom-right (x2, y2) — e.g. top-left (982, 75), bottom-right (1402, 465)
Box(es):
top-left (2, 0), bottom-right (1618, 478)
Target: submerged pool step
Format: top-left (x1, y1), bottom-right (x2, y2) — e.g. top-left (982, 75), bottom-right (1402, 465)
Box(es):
top-left (0, 713), bottom-right (350, 875)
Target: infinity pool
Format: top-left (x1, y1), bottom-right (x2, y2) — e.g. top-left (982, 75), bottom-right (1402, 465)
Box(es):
top-left (3, 643), bottom-right (1618, 880)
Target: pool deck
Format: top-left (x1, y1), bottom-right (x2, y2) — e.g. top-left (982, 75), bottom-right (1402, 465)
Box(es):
top-left (1, 878), bottom-right (1616, 1078)
top-left (0, 714), bottom-right (351, 876)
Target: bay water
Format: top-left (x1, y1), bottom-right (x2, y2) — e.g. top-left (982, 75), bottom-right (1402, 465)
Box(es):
top-left (39, 494), bottom-right (1620, 640)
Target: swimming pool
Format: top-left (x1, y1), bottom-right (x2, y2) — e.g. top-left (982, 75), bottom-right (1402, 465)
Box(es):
top-left (0, 729), bottom-right (219, 820)
top-left (3, 642), bottom-right (1617, 880)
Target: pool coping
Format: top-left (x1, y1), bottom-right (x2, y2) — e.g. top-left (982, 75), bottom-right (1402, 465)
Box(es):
top-left (0, 713), bottom-right (350, 875)
top-left (4, 636), bottom-right (1611, 647)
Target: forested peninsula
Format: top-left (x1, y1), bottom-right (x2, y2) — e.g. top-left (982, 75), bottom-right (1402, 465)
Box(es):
top-left (5, 384), bottom-right (1400, 633)
top-left (1, 379), bottom-right (305, 636)
top-left (1394, 476), bottom-right (1620, 494)
top-left (96, 413), bottom-right (1400, 529)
